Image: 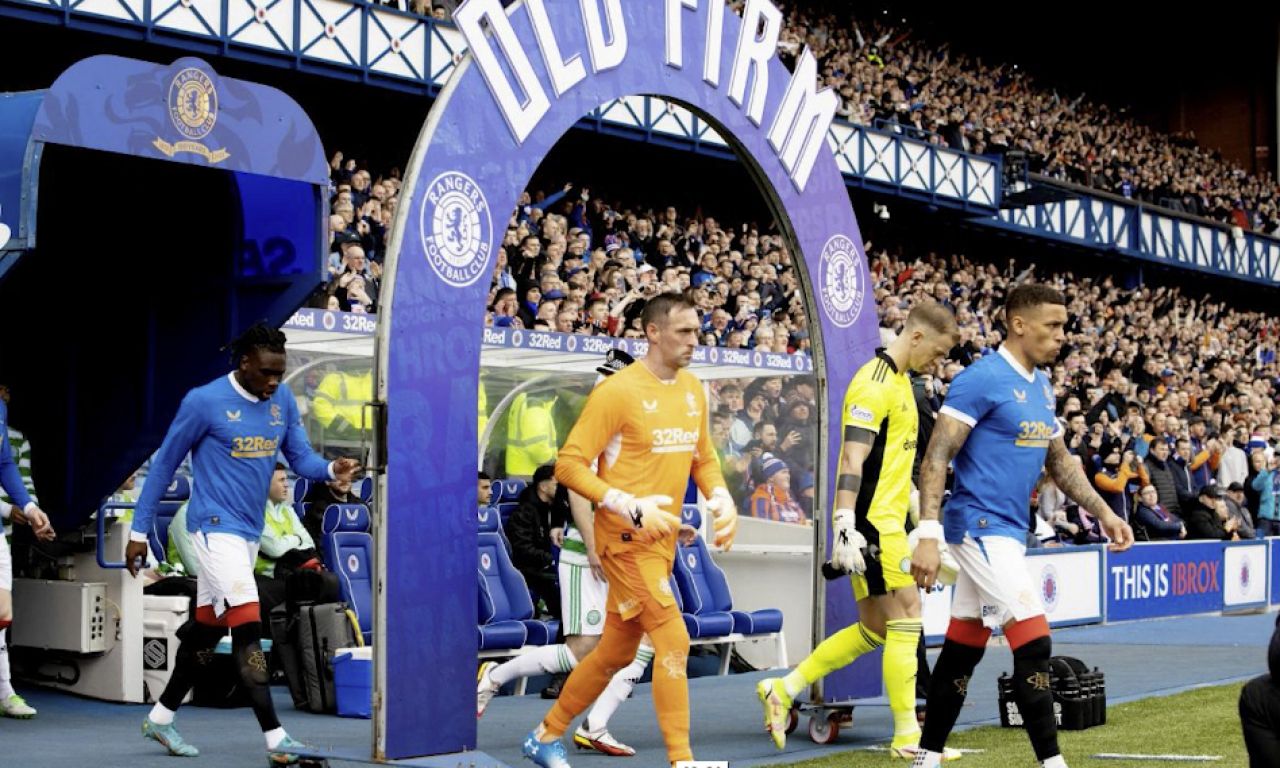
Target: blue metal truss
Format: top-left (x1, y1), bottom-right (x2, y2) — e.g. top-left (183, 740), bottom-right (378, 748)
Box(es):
top-left (6, 0), bottom-right (1280, 286)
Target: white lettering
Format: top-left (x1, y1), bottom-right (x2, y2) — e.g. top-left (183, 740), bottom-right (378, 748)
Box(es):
top-left (663, 0), bottom-right (698, 69)
top-left (582, 336), bottom-right (613, 353)
top-left (721, 349), bottom-right (750, 365)
top-left (727, 0), bottom-right (781, 126)
top-left (580, 0), bottom-right (627, 73)
top-left (455, 0), bottom-right (550, 145)
top-left (528, 333), bottom-right (564, 350)
top-left (1110, 563), bottom-right (1171, 600)
top-left (703, 0), bottom-right (724, 86)
top-left (287, 312), bottom-right (315, 328)
top-left (766, 353), bottom-right (788, 367)
top-left (767, 47), bottom-right (837, 192)
top-left (525, 0), bottom-right (587, 97)
top-left (483, 328), bottom-right (508, 345)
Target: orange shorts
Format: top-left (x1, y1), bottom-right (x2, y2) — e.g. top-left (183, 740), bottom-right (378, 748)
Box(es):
top-left (600, 546), bottom-right (681, 630)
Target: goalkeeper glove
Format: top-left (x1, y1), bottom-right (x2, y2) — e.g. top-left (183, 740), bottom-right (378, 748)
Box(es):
top-left (602, 489), bottom-right (679, 541)
top-left (831, 509), bottom-right (868, 575)
top-left (704, 487), bottom-right (739, 550)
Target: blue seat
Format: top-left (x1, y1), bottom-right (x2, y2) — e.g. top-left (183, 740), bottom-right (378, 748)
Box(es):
top-left (322, 504), bottom-right (374, 644)
top-left (357, 476), bottom-right (374, 504)
top-left (477, 505), bottom-right (502, 533)
top-left (294, 477), bottom-right (311, 503)
top-left (478, 570), bottom-right (527, 651)
top-left (491, 478), bottom-right (527, 527)
top-left (674, 506), bottom-right (783, 637)
top-left (477, 530), bottom-right (557, 647)
top-left (149, 476), bottom-right (192, 562)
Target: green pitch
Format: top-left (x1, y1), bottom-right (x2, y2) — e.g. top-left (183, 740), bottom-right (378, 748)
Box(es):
top-left (772, 683), bottom-right (1250, 768)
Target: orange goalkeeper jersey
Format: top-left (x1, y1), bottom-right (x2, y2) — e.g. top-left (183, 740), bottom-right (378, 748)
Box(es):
top-left (555, 361), bottom-right (726, 560)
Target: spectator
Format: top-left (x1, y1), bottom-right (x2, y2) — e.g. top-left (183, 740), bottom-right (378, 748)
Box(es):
top-left (1183, 485), bottom-right (1237, 540)
top-left (1219, 426), bottom-right (1250, 488)
top-left (1144, 439), bottom-right (1186, 517)
top-left (748, 453), bottom-right (806, 524)
top-left (1252, 452), bottom-right (1280, 536)
top-left (301, 475), bottom-right (364, 554)
top-left (1224, 482), bottom-right (1257, 540)
top-left (256, 465), bottom-right (319, 579)
top-left (505, 463), bottom-right (566, 620)
top-left (1133, 485), bottom-right (1186, 541)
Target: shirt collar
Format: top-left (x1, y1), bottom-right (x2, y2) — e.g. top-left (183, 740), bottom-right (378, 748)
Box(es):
top-left (997, 345), bottom-right (1037, 383)
top-left (227, 373), bottom-right (261, 404)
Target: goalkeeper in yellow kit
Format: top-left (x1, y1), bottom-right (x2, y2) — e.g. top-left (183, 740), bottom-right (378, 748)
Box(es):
top-left (756, 301), bottom-right (959, 759)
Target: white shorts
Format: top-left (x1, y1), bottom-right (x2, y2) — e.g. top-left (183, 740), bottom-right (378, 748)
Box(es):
top-left (0, 532), bottom-right (10, 591)
top-left (193, 532), bottom-right (260, 618)
top-left (950, 535), bottom-right (1044, 629)
top-left (558, 559), bottom-right (608, 637)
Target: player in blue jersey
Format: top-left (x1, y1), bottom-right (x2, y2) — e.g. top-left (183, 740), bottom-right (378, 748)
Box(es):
top-left (909, 284), bottom-right (1133, 768)
top-left (0, 395), bottom-right (55, 719)
top-left (125, 323), bottom-right (360, 764)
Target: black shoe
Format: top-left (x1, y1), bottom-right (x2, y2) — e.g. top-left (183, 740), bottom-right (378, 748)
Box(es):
top-left (541, 673), bottom-right (566, 699)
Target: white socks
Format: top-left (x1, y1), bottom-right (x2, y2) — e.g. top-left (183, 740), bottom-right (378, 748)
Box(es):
top-left (264, 727), bottom-right (287, 749)
top-left (584, 645), bottom-right (654, 733)
top-left (148, 703), bottom-right (176, 725)
top-left (0, 639), bottom-right (12, 700)
top-left (491, 644), bottom-right (577, 687)
top-left (1042, 756), bottom-right (1068, 768)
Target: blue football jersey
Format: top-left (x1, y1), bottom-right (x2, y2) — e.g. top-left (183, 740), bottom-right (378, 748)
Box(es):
top-left (0, 400), bottom-right (33, 512)
top-left (131, 373), bottom-right (333, 543)
top-left (938, 347), bottom-right (1062, 544)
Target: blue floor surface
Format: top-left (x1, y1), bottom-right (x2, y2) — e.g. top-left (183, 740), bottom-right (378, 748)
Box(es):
top-left (3, 611), bottom-right (1273, 767)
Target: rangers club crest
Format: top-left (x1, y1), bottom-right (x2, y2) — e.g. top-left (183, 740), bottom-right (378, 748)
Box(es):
top-left (420, 170), bottom-right (492, 287)
top-left (1040, 564), bottom-right (1059, 612)
top-left (817, 233), bottom-right (863, 328)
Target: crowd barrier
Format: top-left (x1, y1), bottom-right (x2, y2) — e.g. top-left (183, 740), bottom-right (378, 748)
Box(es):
top-left (923, 538), bottom-right (1275, 644)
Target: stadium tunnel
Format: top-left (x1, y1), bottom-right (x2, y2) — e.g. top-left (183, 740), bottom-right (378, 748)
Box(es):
top-left (0, 54), bottom-right (329, 530)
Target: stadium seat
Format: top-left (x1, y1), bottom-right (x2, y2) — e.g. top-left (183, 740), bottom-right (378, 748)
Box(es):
top-left (149, 476), bottom-right (192, 562)
top-left (294, 477), bottom-right (311, 503)
top-left (490, 478), bottom-right (527, 527)
top-left (321, 503), bottom-right (374, 644)
top-left (357, 476), bottom-right (373, 504)
top-left (675, 505), bottom-right (784, 637)
top-left (478, 570), bottom-right (527, 651)
top-left (477, 505), bottom-right (502, 533)
top-left (476, 531), bottom-right (557, 647)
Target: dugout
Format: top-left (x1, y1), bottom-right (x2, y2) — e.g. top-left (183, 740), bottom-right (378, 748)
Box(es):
top-left (0, 55), bottom-right (329, 529)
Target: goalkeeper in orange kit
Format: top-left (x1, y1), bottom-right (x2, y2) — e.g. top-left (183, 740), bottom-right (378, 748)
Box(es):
top-left (521, 294), bottom-right (739, 768)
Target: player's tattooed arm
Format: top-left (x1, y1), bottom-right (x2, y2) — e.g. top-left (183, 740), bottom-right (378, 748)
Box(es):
top-left (918, 413), bottom-right (972, 523)
top-left (1045, 436), bottom-right (1115, 521)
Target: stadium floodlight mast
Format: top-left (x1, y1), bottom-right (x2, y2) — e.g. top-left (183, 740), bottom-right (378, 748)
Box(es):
top-left (370, 0), bottom-right (880, 760)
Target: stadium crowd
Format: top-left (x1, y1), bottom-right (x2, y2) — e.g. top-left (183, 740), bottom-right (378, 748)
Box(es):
top-left (315, 136), bottom-right (1280, 543)
top-left (387, 1), bottom-right (1280, 234)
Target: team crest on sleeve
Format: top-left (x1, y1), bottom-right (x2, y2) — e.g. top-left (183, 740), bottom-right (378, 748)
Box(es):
top-left (420, 171), bottom-right (492, 287)
top-left (818, 234), bottom-right (863, 328)
top-left (269, 404), bottom-right (284, 426)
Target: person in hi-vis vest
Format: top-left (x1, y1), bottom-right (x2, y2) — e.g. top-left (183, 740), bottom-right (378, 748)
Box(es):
top-left (506, 392), bottom-right (558, 478)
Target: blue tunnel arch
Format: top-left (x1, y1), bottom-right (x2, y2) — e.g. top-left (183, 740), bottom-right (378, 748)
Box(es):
top-left (376, 0), bottom-right (880, 759)
top-left (0, 54), bottom-right (329, 530)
